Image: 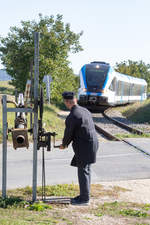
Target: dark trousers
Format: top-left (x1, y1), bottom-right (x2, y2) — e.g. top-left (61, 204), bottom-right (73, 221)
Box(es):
top-left (77, 164), bottom-right (91, 201)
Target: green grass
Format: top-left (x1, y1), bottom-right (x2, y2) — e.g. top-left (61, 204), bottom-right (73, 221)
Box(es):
top-left (0, 207), bottom-right (62, 225)
top-left (116, 99), bottom-right (150, 124)
top-left (4, 184), bottom-right (79, 200)
top-left (0, 184), bottom-right (79, 224)
top-left (42, 104), bottom-right (65, 140)
top-left (115, 133), bottom-right (150, 139)
top-left (93, 201), bottom-right (150, 219)
top-left (0, 184), bottom-right (130, 225)
top-left (0, 81), bottom-right (14, 95)
top-left (1, 184), bottom-right (150, 224)
top-left (0, 184), bottom-right (129, 201)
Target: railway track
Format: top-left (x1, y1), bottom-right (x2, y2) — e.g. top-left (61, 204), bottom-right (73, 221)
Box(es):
top-left (103, 111), bottom-right (145, 135)
top-left (94, 112), bottom-right (150, 157)
top-left (95, 124), bottom-right (120, 141)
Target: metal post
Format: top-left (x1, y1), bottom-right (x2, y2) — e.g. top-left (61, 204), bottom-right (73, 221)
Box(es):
top-left (47, 76), bottom-right (50, 104)
top-left (2, 95), bottom-right (7, 198)
top-left (32, 32), bottom-right (39, 201)
top-left (15, 90), bottom-right (18, 119)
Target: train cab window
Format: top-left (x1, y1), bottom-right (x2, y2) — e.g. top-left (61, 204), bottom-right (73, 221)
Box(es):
top-left (86, 65), bottom-right (109, 89)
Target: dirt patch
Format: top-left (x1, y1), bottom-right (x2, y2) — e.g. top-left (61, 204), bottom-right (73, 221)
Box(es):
top-left (99, 179), bottom-right (150, 204)
top-left (45, 179), bottom-right (150, 225)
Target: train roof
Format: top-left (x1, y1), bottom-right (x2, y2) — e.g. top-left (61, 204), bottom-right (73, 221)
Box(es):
top-left (82, 61), bottom-right (110, 69)
top-left (90, 61), bottom-right (110, 65)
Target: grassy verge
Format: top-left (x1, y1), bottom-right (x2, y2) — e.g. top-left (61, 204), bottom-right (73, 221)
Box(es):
top-left (42, 104), bottom-right (65, 140)
top-left (93, 201), bottom-right (150, 219)
top-left (0, 184), bottom-right (150, 225)
top-left (0, 81), bottom-right (14, 95)
top-left (116, 99), bottom-right (150, 124)
top-left (0, 184), bottom-right (129, 200)
top-left (115, 133), bottom-right (150, 139)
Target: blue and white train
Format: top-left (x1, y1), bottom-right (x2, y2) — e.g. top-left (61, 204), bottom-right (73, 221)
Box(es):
top-left (78, 61), bottom-right (147, 110)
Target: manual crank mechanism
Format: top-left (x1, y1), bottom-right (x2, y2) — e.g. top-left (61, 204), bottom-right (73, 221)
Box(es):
top-left (37, 87), bottom-right (57, 151)
top-left (8, 84), bottom-right (57, 151)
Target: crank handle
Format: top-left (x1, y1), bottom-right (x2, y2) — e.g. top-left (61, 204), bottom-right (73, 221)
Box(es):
top-left (54, 145), bottom-right (61, 148)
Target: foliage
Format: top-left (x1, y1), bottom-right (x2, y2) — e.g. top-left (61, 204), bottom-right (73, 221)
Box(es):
top-left (0, 14), bottom-right (83, 102)
top-left (0, 81), bottom-right (14, 95)
top-left (115, 60), bottom-right (150, 92)
top-left (120, 208), bottom-right (148, 217)
top-left (0, 197), bottom-right (52, 212)
top-left (27, 201), bottom-right (53, 211)
top-left (0, 196), bottom-right (27, 208)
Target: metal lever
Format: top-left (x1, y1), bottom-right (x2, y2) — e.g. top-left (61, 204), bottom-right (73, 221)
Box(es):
top-left (54, 145), bottom-right (61, 148)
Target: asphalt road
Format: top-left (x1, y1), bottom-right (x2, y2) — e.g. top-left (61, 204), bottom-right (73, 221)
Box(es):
top-left (0, 138), bottom-right (150, 189)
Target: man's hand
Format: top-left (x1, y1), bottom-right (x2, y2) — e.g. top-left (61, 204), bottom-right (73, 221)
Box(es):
top-left (59, 144), bottom-right (66, 150)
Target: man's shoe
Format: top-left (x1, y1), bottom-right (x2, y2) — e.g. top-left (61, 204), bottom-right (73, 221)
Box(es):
top-left (71, 195), bottom-right (80, 201)
top-left (71, 197), bottom-right (89, 206)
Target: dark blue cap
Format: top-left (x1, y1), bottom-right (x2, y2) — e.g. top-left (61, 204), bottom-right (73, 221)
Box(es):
top-left (62, 91), bottom-right (75, 100)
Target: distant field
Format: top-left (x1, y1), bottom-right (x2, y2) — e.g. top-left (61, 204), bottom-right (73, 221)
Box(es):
top-left (0, 81), bottom-right (14, 95)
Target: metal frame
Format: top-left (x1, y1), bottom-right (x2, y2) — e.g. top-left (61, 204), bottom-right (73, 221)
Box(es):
top-left (32, 32), bottom-right (39, 201)
top-left (2, 32), bottom-right (39, 202)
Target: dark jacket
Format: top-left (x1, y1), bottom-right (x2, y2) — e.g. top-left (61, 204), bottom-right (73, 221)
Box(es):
top-left (62, 105), bottom-right (99, 167)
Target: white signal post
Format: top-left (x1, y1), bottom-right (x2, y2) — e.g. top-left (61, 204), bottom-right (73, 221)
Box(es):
top-left (43, 75), bottom-right (52, 104)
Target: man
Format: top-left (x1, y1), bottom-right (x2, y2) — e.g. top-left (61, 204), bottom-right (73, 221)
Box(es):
top-left (59, 91), bottom-right (99, 205)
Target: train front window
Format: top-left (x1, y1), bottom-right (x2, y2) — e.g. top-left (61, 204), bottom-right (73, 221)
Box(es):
top-left (86, 65), bottom-right (109, 89)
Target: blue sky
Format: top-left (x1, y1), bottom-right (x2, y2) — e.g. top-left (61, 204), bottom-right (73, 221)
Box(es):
top-left (0, 0), bottom-right (150, 74)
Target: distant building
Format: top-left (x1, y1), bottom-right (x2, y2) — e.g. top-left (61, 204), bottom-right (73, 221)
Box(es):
top-left (0, 69), bottom-right (12, 81)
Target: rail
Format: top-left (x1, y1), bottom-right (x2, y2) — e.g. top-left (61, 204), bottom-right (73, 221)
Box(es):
top-left (95, 124), bottom-right (120, 141)
top-left (94, 115), bottom-right (150, 157)
top-left (103, 111), bottom-right (145, 135)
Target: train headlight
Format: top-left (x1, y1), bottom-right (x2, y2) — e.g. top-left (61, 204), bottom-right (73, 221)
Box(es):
top-left (83, 88), bottom-right (87, 92)
top-left (100, 89), bottom-right (105, 93)
top-left (96, 65), bottom-right (100, 69)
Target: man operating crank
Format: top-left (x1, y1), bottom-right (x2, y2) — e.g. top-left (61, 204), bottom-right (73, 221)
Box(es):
top-left (59, 91), bottom-right (99, 205)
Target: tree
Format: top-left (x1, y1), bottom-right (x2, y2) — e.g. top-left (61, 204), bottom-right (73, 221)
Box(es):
top-left (115, 60), bottom-right (150, 92)
top-left (0, 14), bottom-right (83, 102)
